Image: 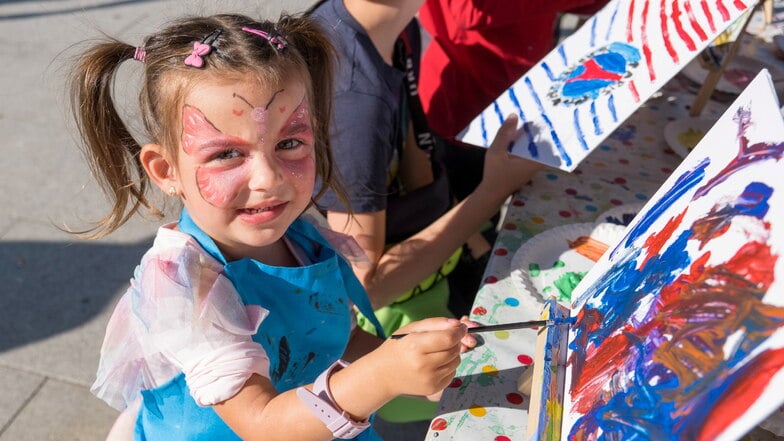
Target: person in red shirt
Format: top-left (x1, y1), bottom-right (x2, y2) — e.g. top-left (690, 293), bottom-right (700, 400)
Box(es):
top-left (418, 0), bottom-right (607, 203)
top-left (418, 0), bottom-right (609, 141)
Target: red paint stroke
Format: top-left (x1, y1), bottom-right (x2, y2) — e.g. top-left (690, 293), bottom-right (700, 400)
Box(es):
top-left (724, 241), bottom-right (777, 289)
top-left (716, 0), bottom-right (730, 21)
top-left (661, 0), bottom-right (681, 63)
top-left (641, 0), bottom-right (657, 81)
top-left (733, 0), bottom-right (747, 11)
top-left (627, 0), bottom-right (637, 43)
top-left (671, 0), bottom-right (697, 52)
top-left (700, 0), bottom-right (717, 32)
top-left (570, 332), bottom-right (636, 414)
top-left (641, 209), bottom-right (687, 268)
top-left (684, 0), bottom-right (709, 42)
top-left (628, 80), bottom-right (641, 102)
top-left (698, 347), bottom-right (784, 441)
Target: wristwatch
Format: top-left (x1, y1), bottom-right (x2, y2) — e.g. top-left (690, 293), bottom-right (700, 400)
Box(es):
top-left (296, 360), bottom-right (370, 439)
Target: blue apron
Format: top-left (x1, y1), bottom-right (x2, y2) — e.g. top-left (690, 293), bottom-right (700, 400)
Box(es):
top-left (136, 210), bottom-right (384, 440)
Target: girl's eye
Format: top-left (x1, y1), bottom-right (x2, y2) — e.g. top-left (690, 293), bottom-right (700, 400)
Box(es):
top-left (213, 149), bottom-right (242, 161)
top-left (277, 138), bottom-right (303, 150)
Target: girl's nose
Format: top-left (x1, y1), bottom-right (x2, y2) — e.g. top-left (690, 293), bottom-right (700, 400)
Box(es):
top-left (247, 153), bottom-right (283, 191)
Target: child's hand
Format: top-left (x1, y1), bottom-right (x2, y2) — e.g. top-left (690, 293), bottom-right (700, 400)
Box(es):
top-left (479, 114), bottom-right (545, 198)
top-left (380, 317), bottom-right (466, 398)
top-left (458, 315), bottom-right (479, 353)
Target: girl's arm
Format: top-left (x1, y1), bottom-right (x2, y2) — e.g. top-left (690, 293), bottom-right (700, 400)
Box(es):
top-left (327, 116), bottom-right (543, 309)
top-left (212, 317), bottom-right (466, 441)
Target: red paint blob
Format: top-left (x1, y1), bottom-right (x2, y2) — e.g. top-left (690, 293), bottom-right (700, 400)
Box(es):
top-left (449, 378), bottom-right (463, 388)
top-left (512, 200), bottom-right (525, 207)
top-left (503, 223), bottom-right (517, 230)
top-left (483, 276), bottom-right (498, 284)
top-left (473, 306), bottom-right (488, 316)
top-left (495, 436), bottom-right (511, 441)
top-left (494, 248), bottom-right (508, 256)
top-left (506, 393), bottom-right (524, 405)
top-left (610, 199), bottom-right (623, 205)
top-left (517, 354), bottom-right (534, 365)
top-left (559, 210), bottom-right (572, 218)
top-left (430, 418), bottom-right (448, 431)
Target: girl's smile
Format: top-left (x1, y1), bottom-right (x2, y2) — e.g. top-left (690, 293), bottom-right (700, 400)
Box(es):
top-left (176, 75), bottom-right (316, 262)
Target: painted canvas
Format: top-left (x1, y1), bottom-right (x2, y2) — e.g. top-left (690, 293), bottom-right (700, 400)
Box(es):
top-left (561, 70), bottom-right (784, 440)
top-left (457, 0), bottom-right (757, 171)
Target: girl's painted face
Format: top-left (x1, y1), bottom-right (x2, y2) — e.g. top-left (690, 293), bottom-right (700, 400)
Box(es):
top-left (176, 75), bottom-right (316, 262)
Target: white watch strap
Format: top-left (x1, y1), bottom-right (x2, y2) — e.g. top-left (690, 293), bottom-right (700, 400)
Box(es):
top-left (296, 360), bottom-right (370, 439)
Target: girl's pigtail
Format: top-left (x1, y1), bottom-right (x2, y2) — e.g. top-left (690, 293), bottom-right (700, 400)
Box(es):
top-left (69, 39), bottom-right (158, 238)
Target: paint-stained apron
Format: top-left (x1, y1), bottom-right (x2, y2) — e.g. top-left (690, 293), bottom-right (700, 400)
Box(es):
top-left (135, 209), bottom-right (384, 440)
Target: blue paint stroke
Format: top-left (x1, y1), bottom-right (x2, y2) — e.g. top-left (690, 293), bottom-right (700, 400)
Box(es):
top-left (480, 113), bottom-right (488, 146)
top-left (525, 77), bottom-right (572, 167)
top-left (590, 16), bottom-right (598, 47)
top-left (493, 100), bottom-right (505, 127)
top-left (605, 0), bottom-right (621, 42)
top-left (541, 62), bottom-right (557, 82)
top-left (608, 95), bottom-right (618, 122)
top-left (620, 157), bottom-right (710, 253)
top-left (508, 88), bottom-right (539, 157)
top-left (559, 45), bottom-right (568, 67)
top-left (590, 101), bottom-right (602, 135)
top-left (573, 107), bottom-right (589, 151)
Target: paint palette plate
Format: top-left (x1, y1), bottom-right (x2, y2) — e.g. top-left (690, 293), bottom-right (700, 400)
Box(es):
top-left (664, 117), bottom-right (717, 159)
top-left (595, 203), bottom-right (645, 227)
top-left (680, 55), bottom-right (784, 95)
top-left (510, 222), bottom-right (627, 305)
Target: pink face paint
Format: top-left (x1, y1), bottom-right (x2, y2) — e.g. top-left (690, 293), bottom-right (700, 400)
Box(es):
top-left (181, 104), bottom-right (251, 208)
top-left (182, 105), bottom-right (223, 155)
top-left (196, 164), bottom-right (247, 207)
top-left (234, 90), bottom-right (284, 143)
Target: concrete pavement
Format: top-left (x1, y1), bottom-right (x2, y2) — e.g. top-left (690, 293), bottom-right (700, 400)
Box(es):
top-left (0, 1), bottom-right (311, 439)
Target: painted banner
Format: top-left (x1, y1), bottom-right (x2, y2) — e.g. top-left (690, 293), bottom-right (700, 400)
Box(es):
top-left (561, 70), bottom-right (784, 440)
top-left (458, 0), bottom-right (757, 171)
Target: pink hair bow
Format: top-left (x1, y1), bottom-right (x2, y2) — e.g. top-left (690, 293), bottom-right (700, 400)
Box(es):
top-left (184, 42), bottom-right (212, 68)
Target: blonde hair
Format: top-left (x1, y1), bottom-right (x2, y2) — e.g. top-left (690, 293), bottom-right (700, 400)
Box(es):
top-left (69, 13), bottom-right (346, 238)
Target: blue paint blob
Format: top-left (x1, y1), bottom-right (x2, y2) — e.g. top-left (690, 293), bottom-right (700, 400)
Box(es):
top-left (504, 297), bottom-right (520, 307)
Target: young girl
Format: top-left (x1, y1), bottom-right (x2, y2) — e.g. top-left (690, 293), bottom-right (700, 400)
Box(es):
top-left (69, 13), bottom-right (482, 440)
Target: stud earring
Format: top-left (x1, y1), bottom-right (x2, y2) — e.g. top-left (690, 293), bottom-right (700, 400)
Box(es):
top-left (168, 186), bottom-right (177, 197)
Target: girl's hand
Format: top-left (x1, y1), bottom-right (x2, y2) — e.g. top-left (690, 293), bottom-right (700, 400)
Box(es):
top-left (478, 114), bottom-right (545, 198)
top-left (458, 315), bottom-right (479, 353)
top-left (379, 317), bottom-right (466, 398)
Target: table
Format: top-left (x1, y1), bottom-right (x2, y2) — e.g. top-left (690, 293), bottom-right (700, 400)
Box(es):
top-left (424, 25), bottom-right (784, 441)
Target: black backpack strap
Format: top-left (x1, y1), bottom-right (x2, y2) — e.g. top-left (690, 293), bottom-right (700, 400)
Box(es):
top-left (394, 23), bottom-right (441, 165)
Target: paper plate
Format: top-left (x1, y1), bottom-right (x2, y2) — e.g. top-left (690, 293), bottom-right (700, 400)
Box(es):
top-left (680, 54), bottom-right (784, 95)
top-left (510, 222), bottom-right (627, 304)
top-left (596, 202), bottom-right (645, 227)
top-left (664, 117), bottom-right (716, 159)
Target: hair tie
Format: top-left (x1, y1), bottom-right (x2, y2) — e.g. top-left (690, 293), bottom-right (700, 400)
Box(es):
top-left (184, 29), bottom-right (222, 68)
top-left (241, 27), bottom-right (287, 51)
top-left (133, 47), bottom-right (146, 63)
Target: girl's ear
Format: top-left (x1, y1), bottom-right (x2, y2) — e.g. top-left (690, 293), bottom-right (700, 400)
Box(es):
top-left (140, 144), bottom-right (179, 194)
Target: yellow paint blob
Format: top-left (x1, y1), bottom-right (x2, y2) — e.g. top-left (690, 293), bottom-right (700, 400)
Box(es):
top-left (481, 365), bottom-right (499, 376)
top-left (468, 404), bottom-right (487, 417)
top-left (531, 216), bottom-right (545, 224)
top-left (493, 330), bottom-right (510, 339)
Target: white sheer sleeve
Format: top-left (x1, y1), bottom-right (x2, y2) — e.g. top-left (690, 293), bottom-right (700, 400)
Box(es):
top-left (92, 226), bottom-right (271, 410)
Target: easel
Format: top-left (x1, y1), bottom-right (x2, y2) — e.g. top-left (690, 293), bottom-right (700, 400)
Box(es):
top-left (689, 5), bottom-right (760, 116)
top-left (517, 299), bottom-right (571, 441)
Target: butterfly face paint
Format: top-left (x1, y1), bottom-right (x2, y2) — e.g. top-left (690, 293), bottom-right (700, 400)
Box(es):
top-left (233, 89), bottom-right (284, 143)
top-left (181, 104), bottom-right (249, 207)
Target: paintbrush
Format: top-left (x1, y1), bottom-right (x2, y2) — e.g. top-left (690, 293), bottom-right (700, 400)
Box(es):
top-left (389, 318), bottom-right (568, 339)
